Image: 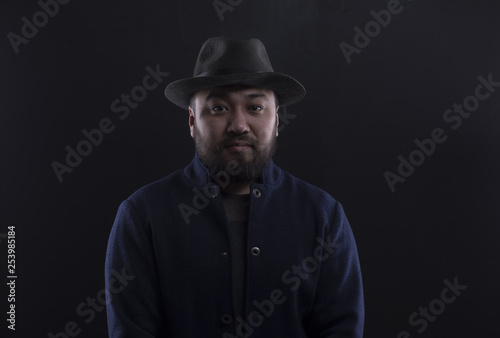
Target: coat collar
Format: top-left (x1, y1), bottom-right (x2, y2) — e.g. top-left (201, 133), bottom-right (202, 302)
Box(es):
top-left (183, 153), bottom-right (283, 188)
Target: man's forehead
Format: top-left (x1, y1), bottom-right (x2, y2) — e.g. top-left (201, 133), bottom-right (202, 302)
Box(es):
top-left (195, 85), bottom-right (275, 100)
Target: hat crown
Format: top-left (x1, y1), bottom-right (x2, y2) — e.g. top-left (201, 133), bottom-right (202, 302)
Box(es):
top-left (164, 36), bottom-right (305, 109)
top-left (193, 37), bottom-right (274, 76)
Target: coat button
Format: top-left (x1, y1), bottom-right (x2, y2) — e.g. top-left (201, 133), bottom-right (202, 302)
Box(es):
top-left (205, 185), bottom-right (219, 198)
top-left (220, 314), bottom-right (233, 325)
top-left (251, 247), bottom-right (261, 256)
top-left (221, 252), bottom-right (228, 259)
top-left (252, 188), bottom-right (261, 198)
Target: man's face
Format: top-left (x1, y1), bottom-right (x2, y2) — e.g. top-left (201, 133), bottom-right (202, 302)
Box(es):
top-left (189, 85), bottom-right (279, 183)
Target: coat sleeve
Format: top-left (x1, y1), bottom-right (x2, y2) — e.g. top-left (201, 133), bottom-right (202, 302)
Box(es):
top-left (105, 199), bottom-right (166, 337)
top-left (306, 201), bottom-right (365, 338)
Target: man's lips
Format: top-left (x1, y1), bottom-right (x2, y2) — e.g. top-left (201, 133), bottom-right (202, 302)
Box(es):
top-left (224, 141), bottom-right (253, 152)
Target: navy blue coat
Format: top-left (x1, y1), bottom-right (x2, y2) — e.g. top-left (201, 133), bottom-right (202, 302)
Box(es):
top-left (105, 155), bottom-right (364, 337)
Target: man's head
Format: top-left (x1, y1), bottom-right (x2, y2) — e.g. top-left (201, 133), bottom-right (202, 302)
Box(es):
top-left (164, 36), bottom-right (305, 185)
top-left (189, 85), bottom-right (279, 183)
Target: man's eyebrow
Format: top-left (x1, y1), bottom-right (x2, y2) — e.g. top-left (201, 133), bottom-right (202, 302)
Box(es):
top-left (246, 93), bottom-right (269, 101)
top-left (205, 92), bottom-right (228, 101)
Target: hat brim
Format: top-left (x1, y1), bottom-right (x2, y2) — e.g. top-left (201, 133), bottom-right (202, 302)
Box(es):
top-left (164, 72), bottom-right (305, 109)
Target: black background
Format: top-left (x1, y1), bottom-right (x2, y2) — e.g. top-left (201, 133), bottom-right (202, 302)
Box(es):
top-left (1, 0), bottom-right (499, 337)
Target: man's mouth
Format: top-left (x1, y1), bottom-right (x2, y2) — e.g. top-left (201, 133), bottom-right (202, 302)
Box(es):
top-left (225, 141), bottom-right (253, 152)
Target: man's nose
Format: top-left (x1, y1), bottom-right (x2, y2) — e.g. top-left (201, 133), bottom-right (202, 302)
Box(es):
top-left (227, 107), bottom-right (250, 134)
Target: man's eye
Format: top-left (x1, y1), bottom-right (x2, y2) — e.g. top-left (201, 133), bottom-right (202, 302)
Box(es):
top-left (249, 105), bottom-right (263, 112)
top-left (212, 105), bottom-right (227, 112)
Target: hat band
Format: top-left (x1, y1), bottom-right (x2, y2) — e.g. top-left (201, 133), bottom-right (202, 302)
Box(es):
top-left (196, 68), bottom-right (268, 77)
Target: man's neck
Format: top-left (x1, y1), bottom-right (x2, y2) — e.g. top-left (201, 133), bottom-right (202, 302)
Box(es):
top-left (220, 181), bottom-right (252, 195)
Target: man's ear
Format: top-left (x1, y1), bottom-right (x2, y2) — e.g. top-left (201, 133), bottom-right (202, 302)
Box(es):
top-left (275, 107), bottom-right (280, 137)
top-left (188, 106), bottom-right (195, 138)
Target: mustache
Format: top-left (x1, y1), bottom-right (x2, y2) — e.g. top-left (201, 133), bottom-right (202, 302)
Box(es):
top-left (221, 136), bottom-right (256, 148)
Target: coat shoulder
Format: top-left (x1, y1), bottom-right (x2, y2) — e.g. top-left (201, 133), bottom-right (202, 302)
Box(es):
top-left (126, 169), bottom-right (185, 207)
top-left (281, 169), bottom-right (337, 198)
top-left (279, 168), bottom-right (340, 209)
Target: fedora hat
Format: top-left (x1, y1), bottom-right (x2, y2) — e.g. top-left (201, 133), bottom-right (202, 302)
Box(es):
top-left (164, 36), bottom-right (306, 109)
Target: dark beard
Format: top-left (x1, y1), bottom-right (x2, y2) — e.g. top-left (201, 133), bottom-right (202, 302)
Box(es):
top-left (193, 124), bottom-right (277, 184)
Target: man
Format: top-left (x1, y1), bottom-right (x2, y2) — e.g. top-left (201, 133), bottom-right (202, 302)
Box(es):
top-left (105, 36), bottom-right (364, 337)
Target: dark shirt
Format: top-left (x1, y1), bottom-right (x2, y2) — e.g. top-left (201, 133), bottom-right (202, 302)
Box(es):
top-left (221, 192), bottom-right (250, 324)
